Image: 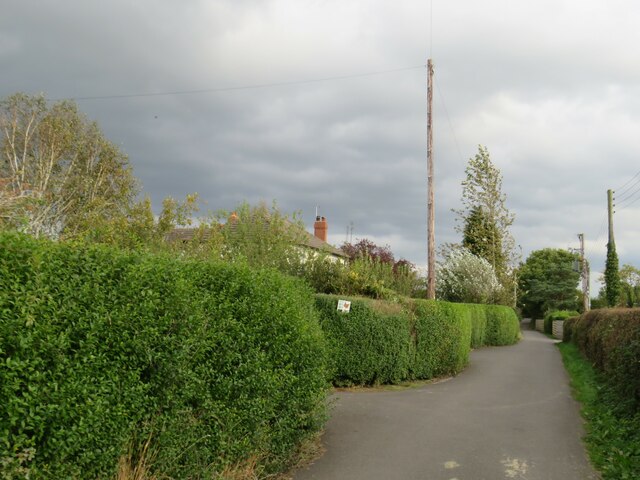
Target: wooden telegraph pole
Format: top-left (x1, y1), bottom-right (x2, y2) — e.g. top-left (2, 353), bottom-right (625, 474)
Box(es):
top-left (426, 59), bottom-right (436, 299)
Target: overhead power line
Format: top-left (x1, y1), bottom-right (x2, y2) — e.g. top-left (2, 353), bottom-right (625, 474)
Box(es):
top-left (55, 64), bottom-right (427, 102)
top-left (618, 194), bottom-right (640, 210)
top-left (614, 169), bottom-right (640, 195)
top-left (615, 181), bottom-right (640, 205)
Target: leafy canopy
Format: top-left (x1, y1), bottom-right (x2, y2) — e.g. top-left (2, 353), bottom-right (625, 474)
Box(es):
top-left (0, 93), bottom-right (137, 239)
top-left (518, 248), bottom-right (581, 318)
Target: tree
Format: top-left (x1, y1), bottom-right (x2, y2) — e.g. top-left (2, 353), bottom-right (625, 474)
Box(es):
top-left (341, 238), bottom-right (395, 265)
top-left (211, 201), bottom-right (307, 275)
top-left (79, 193), bottom-right (199, 250)
top-left (619, 264), bottom-right (640, 307)
top-left (455, 145), bottom-right (515, 278)
top-left (604, 240), bottom-right (621, 307)
top-left (0, 93), bottom-right (137, 238)
top-left (462, 205), bottom-right (504, 268)
top-left (340, 238), bottom-right (419, 298)
top-left (436, 246), bottom-right (502, 304)
top-left (518, 248), bottom-right (581, 318)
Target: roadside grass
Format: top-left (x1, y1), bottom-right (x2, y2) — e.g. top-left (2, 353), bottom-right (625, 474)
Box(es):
top-left (558, 342), bottom-right (640, 479)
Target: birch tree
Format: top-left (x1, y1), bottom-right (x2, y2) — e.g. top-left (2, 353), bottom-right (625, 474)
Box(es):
top-left (0, 93), bottom-right (136, 238)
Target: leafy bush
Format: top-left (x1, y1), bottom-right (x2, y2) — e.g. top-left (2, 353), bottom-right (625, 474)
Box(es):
top-left (436, 246), bottom-right (502, 304)
top-left (302, 254), bottom-right (348, 295)
top-left (0, 232), bottom-right (328, 478)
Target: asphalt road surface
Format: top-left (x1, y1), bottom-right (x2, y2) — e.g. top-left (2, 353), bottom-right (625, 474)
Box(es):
top-left (294, 327), bottom-right (598, 480)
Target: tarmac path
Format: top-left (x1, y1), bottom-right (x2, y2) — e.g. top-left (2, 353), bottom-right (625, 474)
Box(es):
top-left (294, 327), bottom-right (598, 480)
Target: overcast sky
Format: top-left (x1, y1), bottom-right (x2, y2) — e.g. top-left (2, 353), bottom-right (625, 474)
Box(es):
top-left (3, 0), bottom-right (639, 293)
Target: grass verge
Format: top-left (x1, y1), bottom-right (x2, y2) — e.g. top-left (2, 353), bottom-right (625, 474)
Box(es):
top-left (558, 342), bottom-right (640, 479)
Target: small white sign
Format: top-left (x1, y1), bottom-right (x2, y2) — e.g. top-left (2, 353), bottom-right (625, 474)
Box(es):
top-left (337, 299), bottom-right (351, 313)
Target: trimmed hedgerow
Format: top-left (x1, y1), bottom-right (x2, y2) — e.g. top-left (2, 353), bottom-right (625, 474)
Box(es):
top-left (466, 303), bottom-right (488, 349)
top-left (567, 308), bottom-right (640, 413)
top-left (315, 296), bottom-right (518, 386)
top-left (484, 305), bottom-right (520, 346)
top-left (0, 232), bottom-right (328, 479)
top-left (412, 300), bottom-right (472, 379)
top-left (314, 295), bottom-right (412, 386)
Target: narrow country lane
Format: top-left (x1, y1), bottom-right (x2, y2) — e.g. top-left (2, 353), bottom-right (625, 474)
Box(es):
top-left (294, 327), bottom-right (598, 480)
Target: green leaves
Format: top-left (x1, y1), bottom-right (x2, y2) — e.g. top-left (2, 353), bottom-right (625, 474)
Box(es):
top-left (0, 93), bottom-right (137, 239)
top-left (0, 232), bottom-right (328, 478)
top-left (605, 242), bottom-right (621, 307)
top-left (518, 248), bottom-right (581, 318)
top-left (315, 295), bottom-right (519, 386)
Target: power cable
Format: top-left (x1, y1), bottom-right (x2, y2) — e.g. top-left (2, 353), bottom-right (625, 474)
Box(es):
top-left (615, 181), bottom-right (640, 205)
top-left (435, 78), bottom-right (465, 166)
top-left (54, 64), bottom-right (427, 102)
top-left (614, 169), bottom-right (640, 195)
top-left (617, 188), bottom-right (640, 211)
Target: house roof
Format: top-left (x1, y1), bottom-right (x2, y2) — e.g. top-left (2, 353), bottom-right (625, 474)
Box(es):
top-left (166, 221), bottom-right (347, 258)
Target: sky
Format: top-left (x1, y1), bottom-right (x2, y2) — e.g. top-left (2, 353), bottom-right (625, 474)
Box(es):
top-left (2, 0), bottom-right (639, 294)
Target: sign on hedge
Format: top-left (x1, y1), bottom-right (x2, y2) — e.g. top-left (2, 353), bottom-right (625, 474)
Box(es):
top-left (337, 299), bottom-right (351, 313)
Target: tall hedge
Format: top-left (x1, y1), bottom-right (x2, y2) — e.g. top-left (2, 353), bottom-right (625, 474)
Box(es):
top-left (412, 300), bottom-right (472, 379)
top-left (484, 305), bottom-right (521, 345)
top-left (466, 304), bottom-right (488, 348)
top-left (0, 232), bottom-right (328, 478)
top-left (564, 308), bottom-right (640, 412)
top-left (315, 295), bottom-right (518, 386)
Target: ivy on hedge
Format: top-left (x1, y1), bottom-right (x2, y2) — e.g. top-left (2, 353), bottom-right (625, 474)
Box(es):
top-left (0, 232), bottom-right (328, 478)
top-left (315, 294), bottom-right (519, 386)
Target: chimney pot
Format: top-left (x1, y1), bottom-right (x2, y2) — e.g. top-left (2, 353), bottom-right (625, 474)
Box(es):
top-left (313, 215), bottom-right (328, 242)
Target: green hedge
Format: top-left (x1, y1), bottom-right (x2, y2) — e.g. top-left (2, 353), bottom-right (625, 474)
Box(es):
top-left (412, 300), bottom-right (472, 378)
top-left (314, 296), bottom-right (412, 385)
top-left (315, 295), bottom-right (519, 386)
top-left (485, 305), bottom-right (521, 345)
top-left (467, 304), bottom-right (488, 349)
top-left (564, 308), bottom-right (640, 413)
top-left (0, 232), bottom-right (328, 478)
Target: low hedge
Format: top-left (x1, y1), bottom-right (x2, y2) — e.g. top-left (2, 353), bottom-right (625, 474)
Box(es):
top-left (0, 232), bottom-right (328, 478)
top-left (315, 295), bottom-right (519, 386)
top-left (314, 296), bottom-right (412, 385)
top-left (564, 308), bottom-right (640, 412)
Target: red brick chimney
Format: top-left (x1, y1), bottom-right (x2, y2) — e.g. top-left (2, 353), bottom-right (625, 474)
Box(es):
top-left (313, 215), bottom-right (327, 242)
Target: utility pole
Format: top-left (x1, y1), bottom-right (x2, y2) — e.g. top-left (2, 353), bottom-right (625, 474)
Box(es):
top-left (607, 189), bottom-right (615, 245)
top-left (577, 233), bottom-right (590, 311)
top-left (426, 58), bottom-right (436, 299)
top-left (605, 189), bottom-right (620, 307)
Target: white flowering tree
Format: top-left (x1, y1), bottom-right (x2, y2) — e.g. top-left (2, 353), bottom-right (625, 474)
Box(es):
top-left (436, 246), bottom-right (502, 304)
